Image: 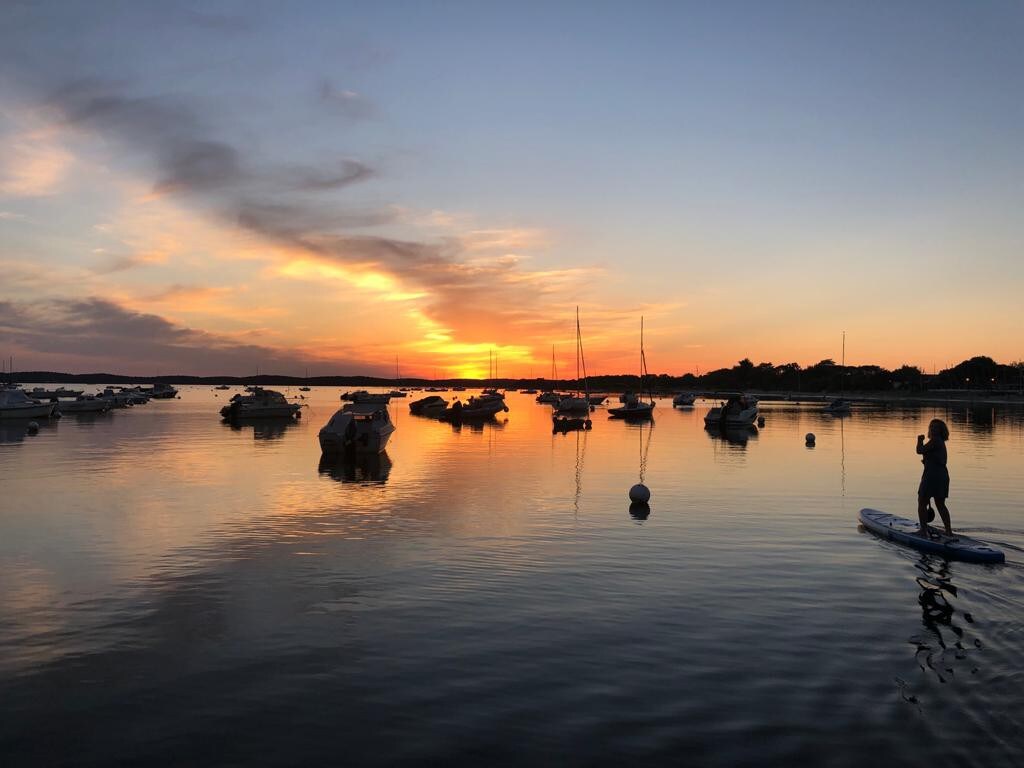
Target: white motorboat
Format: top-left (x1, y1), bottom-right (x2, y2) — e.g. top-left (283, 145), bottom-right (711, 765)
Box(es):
top-left (220, 387), bottom-right (301, 419)
top-left (319, 403), bottom-right (395, 455)
top-left (99, 388), bottom-right (135, 408)
top-left (58, 394), bottom-right (111, 413)
top-left (118, 387), bottom-right (151, 404)
top-left (0, 389), bottom-right (57, 418)
top-left (704, 395), bottom-right (759, 427)
top-left (463, 392), bottom-right (508, 416)
top-left (555, 395), bottom-right (591, 414)
top-left (673, 392), bottom-right (697, 407)
top-left (409, 395), bottom-right (448, 415)
top-left (144, 383), bottom-right (178, 399)
top-left (440, 393), bottom-right (508, 420)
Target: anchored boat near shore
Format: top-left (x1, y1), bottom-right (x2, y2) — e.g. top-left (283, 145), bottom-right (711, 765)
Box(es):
top-left (221, 388), bottom-right (301, 420)
top-left (319, 402), bottom-right (395, 455)
top-left (608, 317), bottom-right (655, 420)
top-left (0, 389), bottom-right (57, 419)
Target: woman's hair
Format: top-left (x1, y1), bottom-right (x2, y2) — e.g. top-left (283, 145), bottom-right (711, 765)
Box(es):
top-left (929, 419), bottom-right (950, 441)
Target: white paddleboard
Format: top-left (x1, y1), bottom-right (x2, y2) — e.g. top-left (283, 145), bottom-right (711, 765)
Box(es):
top-left (858, 508), bottom-right (1005, 564)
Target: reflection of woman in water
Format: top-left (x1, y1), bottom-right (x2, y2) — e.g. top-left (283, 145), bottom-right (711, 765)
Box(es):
top-left (916, 419), bottom-right (952, 536)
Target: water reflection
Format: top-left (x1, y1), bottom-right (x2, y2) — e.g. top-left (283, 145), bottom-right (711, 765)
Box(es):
top-left (0, 421), bottom-right (33, 444)
top-left (318, 451), bottom-right (393, 484)
top-left (2, 387), bottom-right (1023, 767)
top-left (224, 417), bottom-right (299, 441)
top-left (704, 425), bottom-right (759, 447)
top-left (447, 416), bottom-right (508, 433)
top-left (909, 556), bottom-right (979, 686)
top-left (959, 406), bottom-right (996, 434)
top-left (0, 418), bottom-right (59, 444)
top-left (629, 501), bottom-right (651, 521)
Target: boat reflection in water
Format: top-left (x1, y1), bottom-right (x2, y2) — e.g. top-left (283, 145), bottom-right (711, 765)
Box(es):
top-left (225, 417), bottom-right (299, 441)
top-left (318, 451), bottom-right (393, 484)
top-left (0, 421), bottom-right (37, 444)
top-left (704, 424), bottom-right (759, 447)
top-left (447, 415), bottom-right (507, 434)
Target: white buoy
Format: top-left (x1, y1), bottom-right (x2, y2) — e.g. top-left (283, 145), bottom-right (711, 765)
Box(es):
top-left (757, 416), bottom-right (765, 427)
top-left (629, 483), bottom-right (651, 503)
top-left (805, 432), bottom-right (815, 446)
top-left (27, 421), bottom-right (39, 434)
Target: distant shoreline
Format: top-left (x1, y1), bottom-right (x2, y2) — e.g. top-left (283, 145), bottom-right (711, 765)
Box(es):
top-left (6, 371), bottom-right (1023, 407)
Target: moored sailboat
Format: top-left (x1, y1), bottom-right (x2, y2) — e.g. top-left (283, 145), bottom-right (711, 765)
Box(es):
top-left (608, 317), bottom-right (655, 419)
top-left (555, 308), bottom-right (592, 415)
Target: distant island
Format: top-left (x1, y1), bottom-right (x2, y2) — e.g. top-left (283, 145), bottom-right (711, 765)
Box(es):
top-left (5, 356), bottom-right (1022, 399)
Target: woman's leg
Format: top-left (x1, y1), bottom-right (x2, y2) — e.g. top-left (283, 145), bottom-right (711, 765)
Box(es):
top-left (917, 495), bottom-right (931, 534)
top-left (935, 498), bottom-right (953, 536)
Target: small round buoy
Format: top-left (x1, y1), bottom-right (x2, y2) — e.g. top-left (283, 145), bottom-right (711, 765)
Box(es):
top-left (629, 501), bottom-right (651, 520)
top-left (805, 432), bottom-right (816, 446)
top-left (629, 483), bottom-right (651, 503)
top-left (27, 421), bottom-right (39, 435)
top-left (757, 416), bottom-right (765, 427)
top-left (584, 419), bottom-right (592, 429)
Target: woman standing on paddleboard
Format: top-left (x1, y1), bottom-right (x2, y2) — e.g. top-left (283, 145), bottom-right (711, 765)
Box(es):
top-left (916, 419), bottom-right (952, 536)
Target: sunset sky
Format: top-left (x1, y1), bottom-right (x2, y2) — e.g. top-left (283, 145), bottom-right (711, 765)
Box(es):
top-left (1, 1), bottom-right (1022, 378)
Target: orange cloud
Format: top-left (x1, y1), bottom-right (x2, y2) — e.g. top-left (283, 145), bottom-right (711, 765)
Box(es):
top-left (0, 125), bottom-right (72, 196)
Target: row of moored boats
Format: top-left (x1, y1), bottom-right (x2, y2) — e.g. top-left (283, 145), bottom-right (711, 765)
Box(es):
top-left (0, 383), bottom-right (178, 418)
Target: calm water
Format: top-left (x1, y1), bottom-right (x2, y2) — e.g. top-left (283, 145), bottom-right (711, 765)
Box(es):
top-left (2, 388), bottom-right (1022, 766)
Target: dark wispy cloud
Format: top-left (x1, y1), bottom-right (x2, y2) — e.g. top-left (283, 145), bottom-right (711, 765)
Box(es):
top-left (0, 296), bottom-right (381, 376)
top-left (28, 77), bottom-right (586, 348)
top-left (45, 81), bottom-right (563, 323)
top-left (290, 158), bottom-right (374, 191)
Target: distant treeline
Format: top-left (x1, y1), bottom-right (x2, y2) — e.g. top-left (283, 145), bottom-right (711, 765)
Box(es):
top-left (8, 356), bottom-right (1023, 393)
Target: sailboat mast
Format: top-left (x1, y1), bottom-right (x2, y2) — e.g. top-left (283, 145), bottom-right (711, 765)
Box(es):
top-left (578, 307), bottom-right (590, 399)
top-left (640, 316), bottom-right (645, 401)
top-left (575, 308), bottom-right (580, 395)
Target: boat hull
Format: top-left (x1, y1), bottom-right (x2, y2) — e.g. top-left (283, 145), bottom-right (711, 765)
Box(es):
top-left (555, 397), bottom-right (591, 414)
top-left (319, 424), bottom-right (394, 455)
top-left (608, 403), bottom-right (655, 419)
top-left (0, 403), bottom-right (56, 418)
top-left (703, 406), bottom-right (758, 427)
top-left (59, 400), bottom-right (111, 413)
top-left (222, 405), bottom-right (301, 419)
